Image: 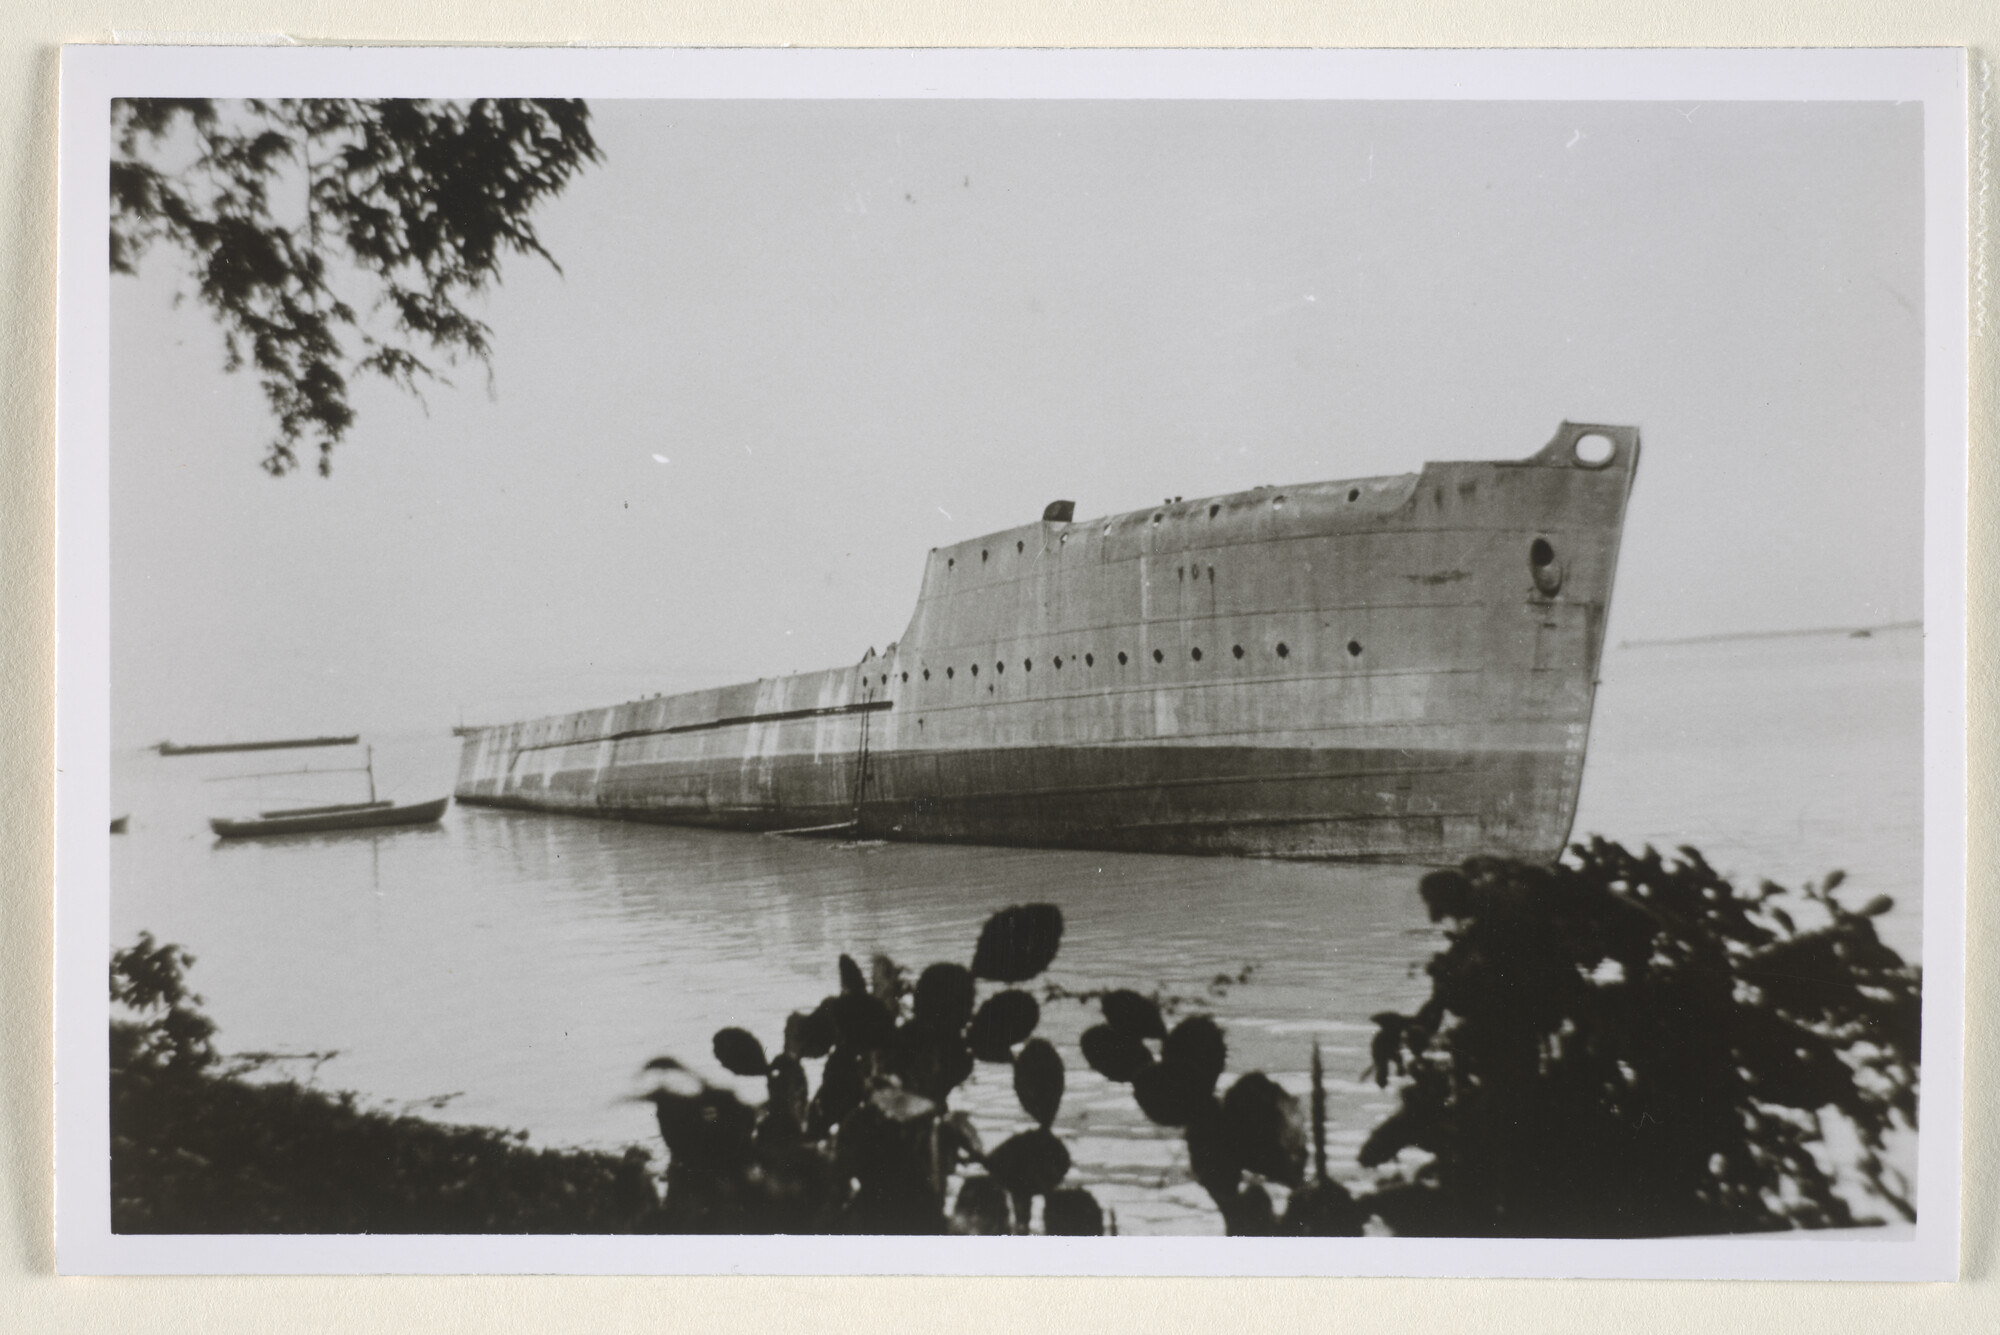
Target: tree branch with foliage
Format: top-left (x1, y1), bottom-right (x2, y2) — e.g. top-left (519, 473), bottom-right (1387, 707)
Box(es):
top-left (111, 97), bottom-right (602, 475)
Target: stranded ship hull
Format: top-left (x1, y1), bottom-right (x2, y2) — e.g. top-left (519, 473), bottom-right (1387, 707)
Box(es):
top-left (457, 423), bottom-right (1638, 863)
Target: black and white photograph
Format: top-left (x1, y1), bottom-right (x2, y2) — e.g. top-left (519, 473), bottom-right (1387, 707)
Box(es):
top-left (54, 47), bottom-right (1967, 1277)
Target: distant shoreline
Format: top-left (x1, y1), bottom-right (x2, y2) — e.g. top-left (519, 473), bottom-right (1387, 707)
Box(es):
top-left (1618, 620), bottom-right (1922, 650)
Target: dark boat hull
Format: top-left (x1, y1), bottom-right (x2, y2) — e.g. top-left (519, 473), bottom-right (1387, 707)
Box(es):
top-left (457, 423), bottom-right (1638, 863)
top-left (209, 796), bottom-right (449, 839)
top-left (160, 735), bottom-right (360, 756)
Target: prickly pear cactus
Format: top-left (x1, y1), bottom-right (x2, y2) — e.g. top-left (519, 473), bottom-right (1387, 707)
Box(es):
top-left (641, 902), bottom-right (1106, 1234)
top-left (1079, 991), bottom-right (1360, 1236)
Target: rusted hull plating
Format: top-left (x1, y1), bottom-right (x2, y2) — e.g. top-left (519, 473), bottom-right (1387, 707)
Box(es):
top-left (457, 423), bottom-right (1639, 863)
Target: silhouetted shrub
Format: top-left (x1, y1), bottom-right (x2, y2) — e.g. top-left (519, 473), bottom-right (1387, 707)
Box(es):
top-left (1079, 841), bottom-right (1919, 1239)
top-left (109, 933), bottom-right (667, 1233)
top-left (642, 903), bottom-right (1107, 1234)
top-left (1359, 840), bottom-right (1921, 1237)
top-left (1080, 985), bottom-right (1363, 1235)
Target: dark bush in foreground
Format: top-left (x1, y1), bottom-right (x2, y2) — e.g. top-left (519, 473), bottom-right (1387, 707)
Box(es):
top-left (1079, 987), bottom-right (1363, 1236)
top-left (1359, 840), bottom-right (1921, 1237)
top-left (641, 903), bottom-right (1104, 1234)
top-left (1079, 840), bottom-right (1921, 1239)
top-left (110, 935), bottom-right (665, 1234)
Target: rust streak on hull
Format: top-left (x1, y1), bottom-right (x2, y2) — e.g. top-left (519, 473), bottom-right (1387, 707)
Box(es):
top-left (457, 423), bottom-right (1639, 863)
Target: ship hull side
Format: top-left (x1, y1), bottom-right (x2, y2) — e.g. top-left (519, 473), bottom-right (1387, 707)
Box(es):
top-left (456, 423), bottom-right (1637, 863)
top-left (460, 743), bottom-right (1557, 859)
top-left (863, 742), bottom-right (1571, 861)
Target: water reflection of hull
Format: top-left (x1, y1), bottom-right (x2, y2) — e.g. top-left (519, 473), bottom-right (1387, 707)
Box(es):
top-left (457, 424), bottom-right (1638, 863)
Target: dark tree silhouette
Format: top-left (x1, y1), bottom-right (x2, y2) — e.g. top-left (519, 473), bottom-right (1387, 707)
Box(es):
top-left (109, 933), bottom-right (667, 1233)
top-left (111, 98), bottom-right (602, 476)
top-left (1360, 841), bottom-right (1921, 1238)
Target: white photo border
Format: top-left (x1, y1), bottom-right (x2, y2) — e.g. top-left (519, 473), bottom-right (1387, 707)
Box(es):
top-left (54, 43), bottom-right (1969, 1278)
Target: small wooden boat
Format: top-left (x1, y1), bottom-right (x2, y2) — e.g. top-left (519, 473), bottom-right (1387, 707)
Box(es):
top-left (206, 744), bottom-right (449, 839)
top-left (210, 796), bottom-right (449, 839)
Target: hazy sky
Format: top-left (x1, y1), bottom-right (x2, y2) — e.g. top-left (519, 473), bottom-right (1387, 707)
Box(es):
top-left (110, 99), bottom-right (1925, 747)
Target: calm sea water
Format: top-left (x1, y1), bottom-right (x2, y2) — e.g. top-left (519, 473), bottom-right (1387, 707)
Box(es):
top-left (109, 630), bottom-right (1924, 1235)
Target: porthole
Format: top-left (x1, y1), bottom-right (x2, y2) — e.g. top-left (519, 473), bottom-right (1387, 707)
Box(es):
top-left (1024, 659), bottom-right (1032, 672)
top-left (1117, 652), bottom-right (1128, 666)
top-left (1209, 503), bottom-right (1220, 518)
top-left (1153, 513), bottom-right (1163, 525)
top-left (901, 672), bottom-right (909, 683)
top-left (1085, 654), bottom-right (1095, 667)
top-left (1152, 649), bottom-right (1164, 664)
top-left (1053, 656), bottom-right (1063, 669)
top-left (1190, 647), bottom-right (1203, 662)
top-left (1347, 640), bottom-right (1363, 657)
top-left (1275, 642), bottom-right (1290, 658)
top-left (948, 558), bottom-right (955, 569)
top-left (995, 661), bottom-right (1004, 675)
top-left (1574, 432), bottom-right (1616, 467)
top-left (945, 667), bottom-right (953, 679)
top-left (1017, 540), bottom-right (1024, 553)
top-left (971, 664), bottom-right (980, 677)
top-left (923, 669), bottom-right (931, 681)
top-left (1530, 536), bottom-right (1564, 595)
top-left (1232, 644), bottom-right (1244, 659)
top-left (1347, 488), bottom-right (1360, 502)
top-left (881, 674), bottom-right (889, 685)
top-left (982, 549), bottom-right (989, 563)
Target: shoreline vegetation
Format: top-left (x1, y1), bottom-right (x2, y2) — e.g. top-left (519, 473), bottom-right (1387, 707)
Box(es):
top-left (110, 839), bottom-right (1919, 1237)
